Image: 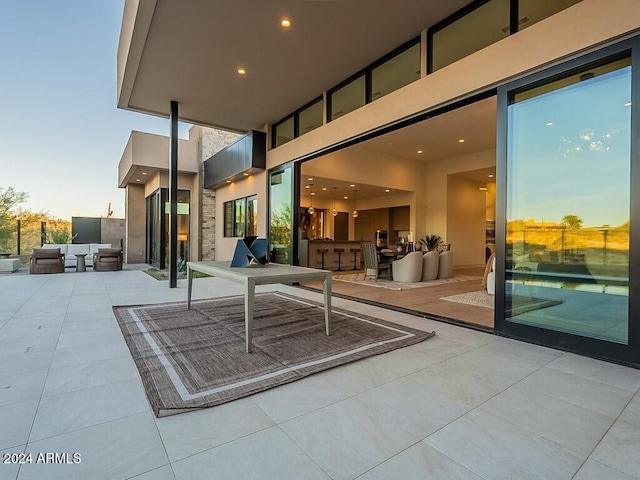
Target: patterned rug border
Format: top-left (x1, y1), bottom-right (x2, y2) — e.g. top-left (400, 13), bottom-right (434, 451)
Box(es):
top-left (113, 292), bottom-right (435, 417)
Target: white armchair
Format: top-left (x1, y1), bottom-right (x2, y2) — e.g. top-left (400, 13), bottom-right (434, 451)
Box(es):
top-left (392, 251), bottom-right (423, 282)
top-left (422, 251), bottom-right (440, 281)
top-left (487, 256), bottom-right (496, 295)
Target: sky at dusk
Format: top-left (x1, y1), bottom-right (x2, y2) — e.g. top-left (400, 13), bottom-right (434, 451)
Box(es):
top-left (0, 1), bottom-right (190, 220)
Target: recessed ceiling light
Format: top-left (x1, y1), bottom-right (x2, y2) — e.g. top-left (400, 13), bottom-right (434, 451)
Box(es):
top-left (308, 177), bottom-right (313, 181)
top-left (243, 173), bottom-right (249, 176)
top-left (135, 179), bottom-right (140, 182)
top-left (226, 180), bottom-right (232, 183)
top-left (141, 172), bottom-right (147, 175)
top-left (305, 185), bottom-right (310, 189)
top-left (311, 192), bottom-right (315, 196)
top-left (237, 68), bottom-right (246, 75)
top-left (321, 187), bottom-right (327, 191)
top-left (479, 187), bottom-right (487, 191)
top-left (281, 18), bottom-right (291, 28)
top-left (546, 122), bottom-right (554, 127)
top-left (417, 150), bottom-right (423, 154)
top-left (344, 196), bottom-right (349, 199)
top-left (349, 184), bottom-right (355, 188)
top-left (458, 139), bottom-right (465, 143)
top-left (385, 189), bottom-right (390, 193)
top-left (488, 174), bottom-right (494, 178)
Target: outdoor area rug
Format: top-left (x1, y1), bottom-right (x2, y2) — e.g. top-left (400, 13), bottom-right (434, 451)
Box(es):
top-left (113, 292), bottom-right (435, 417)
top-left (334, 273), bottom-right (482, 290)
top-left (440, 290), bottom-right (562, 316)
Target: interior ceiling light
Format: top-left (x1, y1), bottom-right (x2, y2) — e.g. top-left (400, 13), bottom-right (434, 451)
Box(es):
top-left (349, 184), bottom-right (355, 188)
top-left (226, 180), bottom-right (232, 183)
top-left (352, 190), bottom-right (358, 218)
top-left (237, 68), bottom-right (247, 75)
top-left (332, 187), bottom-right (338, 217)
top-left (344, 196), bottom-right (348, 199)
top-left (281, 18), bottom-right (291, 28)
top-left (243, 172), bottom-right (249, 176)
top-left (308, 177), bottom-right (313, 181)
top-left (141, 172), bottom-right (147, 175)
top-left (417, 150), bottom-right (423, 154)
top-left (479, 187), bottom-right (488, 191)
top-left (305, 185), bottom-right (310, 189)
top-left (321, 187), bottom-right (327, 191)
top-left (546, 122), bottom-right (554, 127)
top-left (135, 179), bottom-right (140, 182)
top-left (458, 139), bottom-right (465, 143)
top-left (488, 174), bottom-right (494, 178)
top-left (625, 102), bottom-right (632, 107)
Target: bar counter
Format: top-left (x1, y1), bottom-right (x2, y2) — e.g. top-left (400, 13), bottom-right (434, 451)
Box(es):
top-left (301, 240), bottom-right (364, 270)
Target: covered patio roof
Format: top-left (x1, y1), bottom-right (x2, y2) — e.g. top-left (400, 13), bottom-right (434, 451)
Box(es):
top-left (117, 0), bottom-right (471, 132)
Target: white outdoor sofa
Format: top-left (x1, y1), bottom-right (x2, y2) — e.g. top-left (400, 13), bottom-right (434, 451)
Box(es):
top-left (42, 244), bottom-right (111, 268)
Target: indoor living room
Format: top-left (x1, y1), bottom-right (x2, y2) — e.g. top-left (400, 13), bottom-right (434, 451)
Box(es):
top-left (299, 96), bottom-right (498, 329)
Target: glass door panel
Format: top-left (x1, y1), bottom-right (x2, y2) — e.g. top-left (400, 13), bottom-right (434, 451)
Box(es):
top-left (269, 167), bottom-right (293, 264)
top-left (506, 56), bottom-right (631, 344)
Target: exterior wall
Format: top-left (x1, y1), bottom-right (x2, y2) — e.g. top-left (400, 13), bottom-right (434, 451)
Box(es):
top-left (124, 184), bottom-right (145, 263)
top-left (100, 218), bottom-right (126, 250)
top-left (193, 126), bottom-right (243, 260)
top-left (265, 0), bottom-right (640, 171)
top-left (118, 131), bottom-right (198, 187)
top-left (214, 171), bottom-right (268, 261)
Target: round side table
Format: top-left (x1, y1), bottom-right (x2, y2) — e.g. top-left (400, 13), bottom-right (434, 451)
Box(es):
top-left (75, 253), bottom-right (88, 272)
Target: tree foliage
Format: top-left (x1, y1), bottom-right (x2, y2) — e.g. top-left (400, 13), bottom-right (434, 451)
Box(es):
top-left (0, 187), bottom-right (72, 253)
top-left (561, 214), bottom-right (583, 230)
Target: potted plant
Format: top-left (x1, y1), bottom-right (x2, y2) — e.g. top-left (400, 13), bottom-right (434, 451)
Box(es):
top-left (419, 234), bottom-right (442, 252)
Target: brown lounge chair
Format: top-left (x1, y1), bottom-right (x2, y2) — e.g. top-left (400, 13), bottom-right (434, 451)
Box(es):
top-left (93, 248), bottom-right (123, 271)
top-left (30, 248), bottom-right (65, 274)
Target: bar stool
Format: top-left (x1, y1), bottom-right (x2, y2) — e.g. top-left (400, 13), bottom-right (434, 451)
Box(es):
top-left (350, 248), bottom-right (360, 270)
top-left (334, 248), bottom-right (345, 271)
top-left (317, 248), bottom-right (329, 269)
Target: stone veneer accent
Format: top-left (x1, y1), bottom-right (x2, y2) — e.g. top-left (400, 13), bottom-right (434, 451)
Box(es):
top-left (198, 127), bottom-right (242, 260)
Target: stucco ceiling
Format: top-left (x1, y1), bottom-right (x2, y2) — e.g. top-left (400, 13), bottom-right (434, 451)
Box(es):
top-left (118, 0), bottom-right (473, 132)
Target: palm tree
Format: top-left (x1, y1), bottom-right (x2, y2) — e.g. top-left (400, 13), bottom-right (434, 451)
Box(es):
top-left (561, 214), bottom-right (583, 230)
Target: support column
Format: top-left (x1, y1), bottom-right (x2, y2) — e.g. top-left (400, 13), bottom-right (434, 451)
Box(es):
top-left (169, 101), bottom-right (179, 288)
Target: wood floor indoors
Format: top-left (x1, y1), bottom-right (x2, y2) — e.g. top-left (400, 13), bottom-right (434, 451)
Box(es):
top-left (301, 267), bottom-right (494, 330)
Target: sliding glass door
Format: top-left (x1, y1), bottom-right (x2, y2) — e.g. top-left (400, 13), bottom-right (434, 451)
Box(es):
top-left (497, 39), bottom-right (640, 365)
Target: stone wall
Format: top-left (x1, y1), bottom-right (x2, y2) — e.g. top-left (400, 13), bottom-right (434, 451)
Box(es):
top-left (198, 127), bottom-right (242, 260)
top-left (101, 217), bottom-right (126, 252)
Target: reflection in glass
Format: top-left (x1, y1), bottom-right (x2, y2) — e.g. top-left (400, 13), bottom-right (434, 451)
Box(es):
top-left (269, 168), bottom-right (293, 264)
top-left (372, 42), bottom-right (421, 100)
top-left (431, 0), bottom-right (509, 72)
top-left (330, 75), bottom-right (366, 121)
top-left (299, 99), bottom-right (323, 136)
top-left (274, 116), bottom-right (294, 147)
top-left (518, 0), bottom-right (582, 31)
top-left (234, 199), bottom-right (245, 237)
top-left (506, 56), bottom-right (631, 344)
top-left (247, 195), bottom-right (258, 237)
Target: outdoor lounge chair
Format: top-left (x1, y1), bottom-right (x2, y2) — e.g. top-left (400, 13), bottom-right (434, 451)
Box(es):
top-left (93, 248), bottom-right (123, 271)
top-left (30, 248), bottom-right (65, 274)
top-left (361, 241), bottom-right (391, 281)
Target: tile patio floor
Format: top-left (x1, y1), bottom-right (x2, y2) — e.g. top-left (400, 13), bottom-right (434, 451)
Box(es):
top-left (1, 267), bottom-right (639, 480)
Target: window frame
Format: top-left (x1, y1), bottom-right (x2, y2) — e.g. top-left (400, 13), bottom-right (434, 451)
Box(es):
top-left (223, 195), bottom-right (258, 238)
